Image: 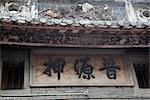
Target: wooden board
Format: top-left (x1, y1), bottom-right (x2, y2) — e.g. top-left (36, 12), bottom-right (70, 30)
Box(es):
top-left (30, 49), bottom-right (134, 86)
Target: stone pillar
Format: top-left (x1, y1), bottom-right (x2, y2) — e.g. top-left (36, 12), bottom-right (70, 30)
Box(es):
top-left (0, 45), bottom-right (1, 90)
top-left (149, 51), bottom-right (150, 87)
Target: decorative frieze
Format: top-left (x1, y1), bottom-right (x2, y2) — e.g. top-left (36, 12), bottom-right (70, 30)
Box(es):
top-left (0, 28), bottom-right (149, 47)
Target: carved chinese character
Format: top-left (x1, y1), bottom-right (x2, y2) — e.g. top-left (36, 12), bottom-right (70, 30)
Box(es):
top-left (43, 59), bottom-right (53, 77)
top-left (74, 57), bottom-right (95, 80)
top-left (100, 56), bottom-right (120, 79)
top-left (43, 58), bottom-right (66, 80)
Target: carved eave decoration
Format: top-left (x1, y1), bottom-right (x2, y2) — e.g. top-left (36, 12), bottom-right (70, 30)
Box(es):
top-left (0, 0), bottom-right (149, 48)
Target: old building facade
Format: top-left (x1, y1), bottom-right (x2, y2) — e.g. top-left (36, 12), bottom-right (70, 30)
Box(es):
top-left (0, 0), bottom-right (149, 99)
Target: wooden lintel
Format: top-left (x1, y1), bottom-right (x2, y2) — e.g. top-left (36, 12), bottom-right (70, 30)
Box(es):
top-left (0, 42), bottom-right (149, 48)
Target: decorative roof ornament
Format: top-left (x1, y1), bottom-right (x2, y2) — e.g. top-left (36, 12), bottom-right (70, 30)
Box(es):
top-left (124, 0), bottom-right (138, 23)
top-left (0, 3), bottom-right (5, 15)
top-left (31, 2), bottom-right (38, 19)
top-left (5, 1), bottom-right (21, 16)
top-left (78, 3), bottom-right (95, 13)
top-left (104, 4), bottom-right (109, 11)
top-left (136, 9), bottom-right (150, 23)
top-left (26, 0), bottom-right (31, 6)
top-left (43, 9), bottom-right (63, 18)
top-left (101, 4), bottom-right (114, 21)
top-left (0, 0), bottom-right (39, 21)
top-left (20, 6), bottom-right (31, 18)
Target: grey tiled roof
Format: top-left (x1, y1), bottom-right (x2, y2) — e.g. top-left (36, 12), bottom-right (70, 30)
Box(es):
top-left (0, 16), bottom-right (149, 29)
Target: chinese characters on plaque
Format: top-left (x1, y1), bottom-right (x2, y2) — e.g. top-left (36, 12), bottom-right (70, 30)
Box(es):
top-left (31, 51), bottom-right (133, 86)
top-left (43, 58), bottom-right (66, 80)
top-left (43, 56), bottom-right (119, 80)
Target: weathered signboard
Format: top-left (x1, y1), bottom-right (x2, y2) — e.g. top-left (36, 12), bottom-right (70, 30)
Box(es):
top-left (30, 49), bottom-right (133, 86)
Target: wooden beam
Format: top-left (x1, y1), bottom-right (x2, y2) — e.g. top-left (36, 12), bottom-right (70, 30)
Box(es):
top-left (0, 42), bottom-right (149, 48)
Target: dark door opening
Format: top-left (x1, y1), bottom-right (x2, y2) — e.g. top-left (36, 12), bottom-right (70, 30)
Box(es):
top-left (1, 61), bottom-right (24, 90)
top-left (134, 63), bottom-right (150, 88)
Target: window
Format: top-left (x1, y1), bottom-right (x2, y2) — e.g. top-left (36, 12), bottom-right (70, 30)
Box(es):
top-left (1, 61), bottom-right (24, 90)
top-left (134, 63), bottom-right (150, 88)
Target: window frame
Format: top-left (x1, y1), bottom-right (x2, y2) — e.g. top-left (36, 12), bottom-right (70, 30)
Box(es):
top-left (0, 49), bottom-right (30, 94)
top-left (1, 60), bottom-right (24, 90)
top-left (127, 54), bottom-right (150, 97)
